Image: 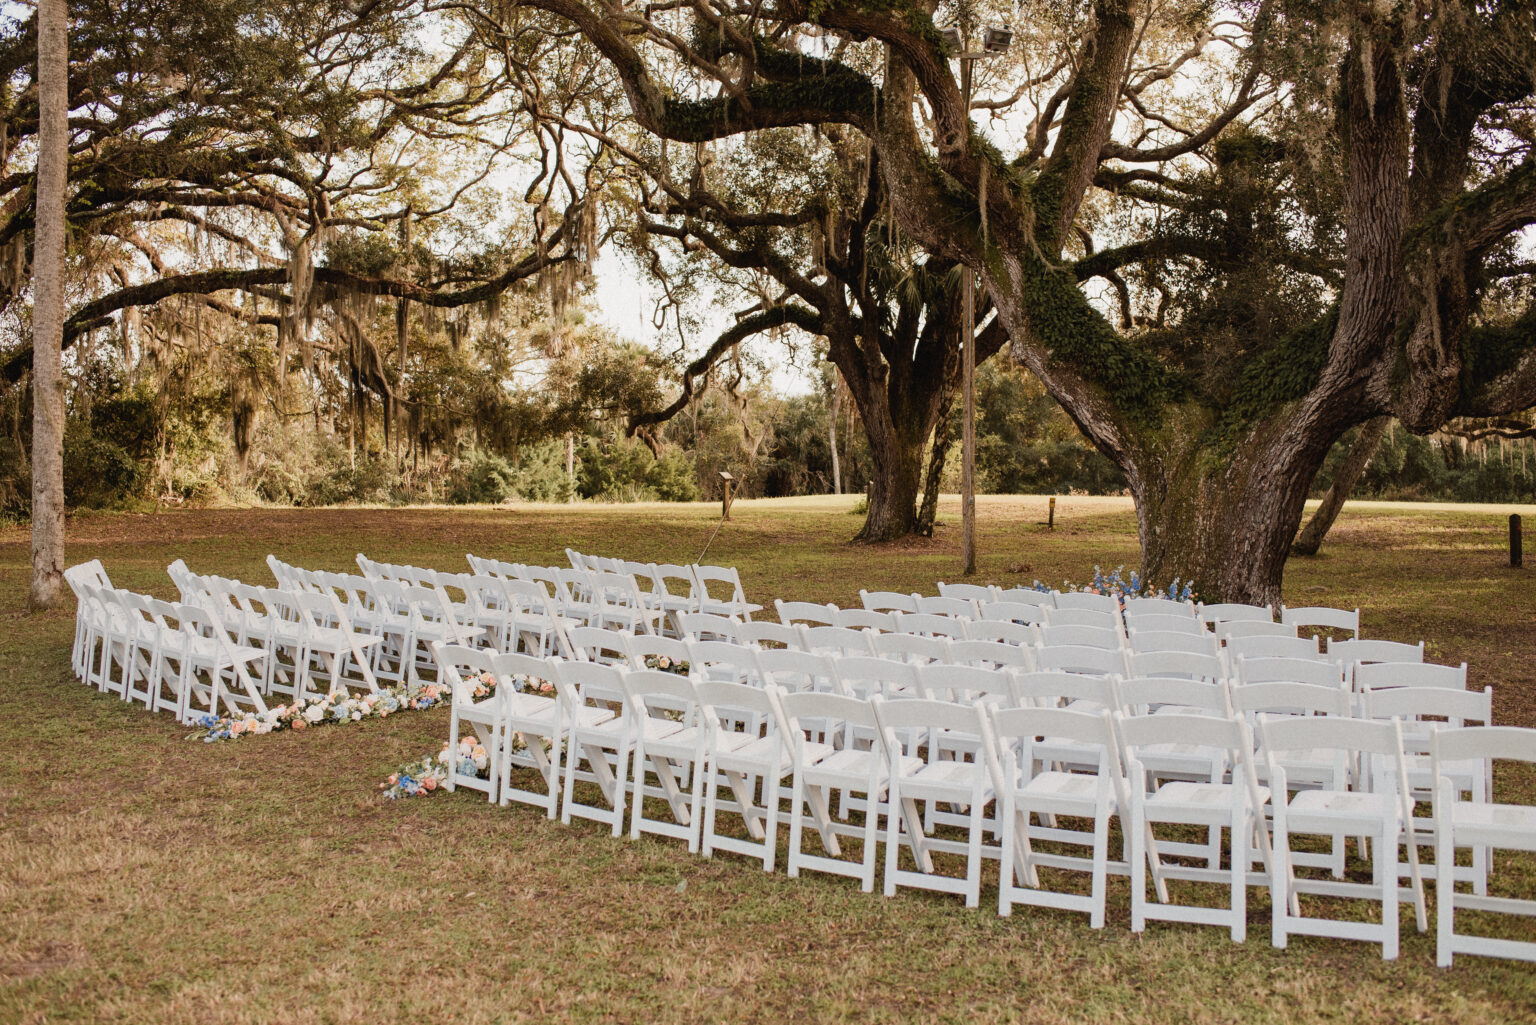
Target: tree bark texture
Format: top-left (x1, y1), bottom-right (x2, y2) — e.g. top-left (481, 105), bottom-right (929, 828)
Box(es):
top-left (30, 0), bottom-right (67, 609)
top-left (1292, 417), bottom-right (1389, 557)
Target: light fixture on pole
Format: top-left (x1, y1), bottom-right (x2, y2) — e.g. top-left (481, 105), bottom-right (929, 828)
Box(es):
top-left (948, 23), bottom-right (1011, 576)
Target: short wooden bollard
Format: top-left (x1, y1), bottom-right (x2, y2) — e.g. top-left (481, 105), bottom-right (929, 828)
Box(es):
top-left (1512, 513), bottom-right (1523, 568)
top-left (1048, 495), bottom-right (1057, 530)
top-left (719, 470), bottom-right (736, 521)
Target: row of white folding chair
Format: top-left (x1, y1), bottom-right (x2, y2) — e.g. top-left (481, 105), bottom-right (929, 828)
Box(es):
top-left (75, 583), bottom-right (269, 722)
top-left (564, 549), bottom-right (764, 620)
top-left (64, 559), bottom-right (115, 681)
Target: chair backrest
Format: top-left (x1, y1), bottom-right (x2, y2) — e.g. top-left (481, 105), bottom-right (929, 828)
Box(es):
top-left (1126, 629), bottom-right (1220, 658)
top-left (859, 589), bottom-right (919, 613)
top-left (1361, 685), bottom-right (1492, 734)
top-left (914, 595), bottom-right (979, 619)
top-left (1233, 654), bottom-right (1344, 688)
top-left (65, 558), bottom-right (112, 593)
top-left (1052, 591), bottom-right (1121, 615)
top-left (1328, 638), bottom-right (1424, 665)
top-left (1122, 597), bottom-right (1197, 619)
top-left (548, 656), bottom-right (628, 712)
top-left (624, 633), bottom-right (691, 672)
top-left (650, 563), bottom-right (700, 610)
top-left (774, 688), bottom-right (879, 742)
top-left (1280, 604), bottom-right (1360, 638)
top-left (270, 554), bottom-right (305, 589)
top-left (978, 600), bottom-right (1049, 626)
top-left (948, 639), bottom-right (1035, 673)
top-left (964, 619), bottom-right (1036, 646)
top-left (1353, 661), bottom-right (1468, 691)
top-left (1010, 670), bottom-right (1119, 709)
top-left (1045, 607), bottom-right (1121, 630)
top-left (1117, 675), bottom-right (1231, 717)
top-left (1125, 648), bottom-right (1226, 684)
top-left (775, 599), bottom-right (839, 627)
top-left (431, 641), bottom-right (497, 705)
top-left (685, 640), bottom-right (764, 686)
top-left (692, 564), bottom-right (752, 612)
top-left (735, 619), bottom-right (801, 649)
top-left (677, 612), bottom-right (742, 643)
top-left (796, 624), bottom-right (876, 657)
top-left (565, 625), bottom-right (632, 665)
top-left (621, 666), bottom-right (700, 722)
top-left (695, 679), bottom-right (781, 739)
top-left (565, 547), bottom-right (592, 571)
top-left (466, 553), bottom-right (520, 578)
top-left (1433, 726), bottom-right (1536, 772)
top-left (987, 705), bottom-right (1123, 790)
top-left (867, 631), bottom-right (952, 664)
top-left (1197, 602), bottom-right (1274, 625)
top-left (936, 582), bottom-right (996, 603)
top-left (1258, 715), bottom-right (1404, 779)
top-left (915, 662), bottom-right (1012, 703)
top-left (874, 698), bottom-right (985, 759)
top-left (1037, 624), bottom-right (1122, 651)
top-left (832, 654), bottom-right (919, 700)
top-left (1230, 680), bottom-right (1351, 721)
top-left (1034, 643), bottom-right (1126, 677)
top-left (1122, 612), bottom-right (1205, 636)
top-left (1117, 711), bottom-right (1250, 785)
top-left (1225, 634), bottom-right (1323, 661)
top-left (491, 650), bottom-right (557, 694)
top-left (994, 587), bottom-right (1055, 607)
top-left (834, 607), bottom-right (897, 632)
top-left (1215, 619), bottom-right (1298, 642)
top-left (756, 649), bottom-right (842, 696)
top-left (892, 611), bottom-right (970, 640)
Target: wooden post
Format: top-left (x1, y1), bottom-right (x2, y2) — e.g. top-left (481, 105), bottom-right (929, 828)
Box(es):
top-left (1048, 495), bottom-right (1056, 530)
top-left (1512, 513), bottom-right (1523, 568)
top-left (719, 470), bottom-right (735, 521)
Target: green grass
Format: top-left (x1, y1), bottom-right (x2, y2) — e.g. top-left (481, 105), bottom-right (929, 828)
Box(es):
top-left (2, 494), bottom-right (1534, 1023)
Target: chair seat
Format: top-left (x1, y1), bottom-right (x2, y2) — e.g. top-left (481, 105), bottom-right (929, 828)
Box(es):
top-left (307, 626), bottom-right (384, 651)
top-left (717, 735), bottom-right (821, 776)
top-left (806, 749), bottom-right (919, 790)
top-left (1449, 802), bottom-right (1536, 846)
top-left (1285, 788), bottom-right (1388, 828)
top-left (1020, 770), bottom-right (1112, 806)
top-left (1145, 780), bottom-right (1265, 819)
top-left (902, 759), bottom-right (989, 800)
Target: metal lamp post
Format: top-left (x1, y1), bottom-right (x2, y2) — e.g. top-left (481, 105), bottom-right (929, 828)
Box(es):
top-left (946, 24), bottom-right (1011, 576)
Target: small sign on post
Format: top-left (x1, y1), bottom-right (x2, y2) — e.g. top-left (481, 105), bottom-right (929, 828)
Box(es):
top-left (1512, 513), bottom-right (1523, 568)
top-left (1048, 495), bottom-right (1057, 530)
top-left (719, 471), bottom-right (735, 521)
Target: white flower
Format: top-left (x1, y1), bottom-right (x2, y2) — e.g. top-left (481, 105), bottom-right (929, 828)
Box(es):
top-left (303, 704), bottom-right (326, 723)
top-left (351, 711), bottom-right (362, 721)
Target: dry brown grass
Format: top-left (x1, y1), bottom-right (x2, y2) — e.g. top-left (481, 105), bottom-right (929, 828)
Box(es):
top-left (1, 496), bottom-right (1533, 1023)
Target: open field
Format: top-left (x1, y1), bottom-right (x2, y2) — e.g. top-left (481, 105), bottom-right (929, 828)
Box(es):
top-left (2, 495), bottom-right (1534, 1023)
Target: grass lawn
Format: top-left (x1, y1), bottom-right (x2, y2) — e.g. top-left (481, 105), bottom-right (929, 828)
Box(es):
top-left (2, 494), bottom-right (1534, 1024)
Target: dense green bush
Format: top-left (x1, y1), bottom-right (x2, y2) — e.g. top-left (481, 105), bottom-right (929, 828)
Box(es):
top-left (577, 437), bottom-right (699, 502)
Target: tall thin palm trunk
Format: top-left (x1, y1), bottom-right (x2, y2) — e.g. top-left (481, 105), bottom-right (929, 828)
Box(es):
top-left (30, 0), bottom-right (68, 609)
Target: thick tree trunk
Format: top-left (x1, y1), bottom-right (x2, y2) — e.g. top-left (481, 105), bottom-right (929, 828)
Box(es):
top-left (855, 408), bottom-right (924, 540)
top-left (29, 0), bottom-right (67, 609)
top-left (828, 378), bottom-right (842, 495)
top-left (1133, 415), bottom-right (1340, 606)
top-left (1292, 416), bottom-right (1388, 557)
top-left (916, 385), bottom-right (955, 536)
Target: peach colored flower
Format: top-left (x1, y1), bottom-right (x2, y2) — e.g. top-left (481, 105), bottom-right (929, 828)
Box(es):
top-left (291, 719), bottom-right (306, 731)
top-left (422, 777), bottom-right (438, 792)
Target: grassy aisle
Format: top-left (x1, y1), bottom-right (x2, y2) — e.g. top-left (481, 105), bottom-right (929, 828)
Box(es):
top-left (1, 496), bottom-right (1532, 1024)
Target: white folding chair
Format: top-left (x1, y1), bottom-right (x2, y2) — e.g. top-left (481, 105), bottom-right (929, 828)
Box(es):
top-left (1119, 712), bottom-right (1270, 942)
top-left (892, 611), bottom-right (970, 641)
top-left (176, 602), bottom-right (270, 722)
top-left (1434, 726), bottom-right (1536, 966)
top-left (677, 611), bottom-right (743, 643)
top-left (775, 599), bottom-right (838, 627)
top-left (978, 601), bottom-right (1049, 627)
top-left (1226, 634), bottom-right (1324, 661)
top-left (948, 639), bottom-right (1035, 675)
top-left (686, 640), bottom-right (765, 687)
top-left (1281, 605), bottom-right (1361, 640)
top-left (736, 619), bottom-right (800, 649)
top-left (776, 689), bottom-right (914, 892)
top-left (1234, 654), bottom-right (1343, 688)
top-left (64, 560), bottom-right (113, 680)
top-left (797, 625), bottom-right (876, 658)
top-left (1217, 620), bottom-right (1298, 643)
top-left (859, 589), bottom-right (919, 614)
top-left (624, 632), bottom-right (691, 673)
top-left (876, 698), bottom-right (997, 907)
top-left (554, 659), bottom-right (661, 835)
top-left (994, 587), bottom-right (1055, 607)
top-left (1034, 643), bottom-right (1127, 678)
top-left (1053, 591), bottom-right (1121, 615)
top-left (1044, 607), bottom-right (1122, 631)
top-left (1353, 661), bottom-right (1468, 692)
top-left (624, 668), bottom-right (708, 850)
top-left (1125, 649), bottom-right (1226, 684)
top-left (691, 564), bottom-right (762, 618)
top-left (1127, 629), bottom-right (1222, 659)
top-left (1123, 597), bottom-right (1197, 619)
top-left (1329, 638), bottom-right (1424, 666)
top-left (914, 595), bottom-right (980, 619)
top-left (565, 625), bottom-right (633, 666)
top-left (1037, 624), bottom-right (1123, 652)
top-left (986, 705), bottom-right (1127, 928)
top-left (696, 679), bottom-right (812, 871)
top-left (432, 643), bottom-right (504, 803)
top-left (834, 607), bottom-right (897, 632)
top-left (1198, 602), bottom-right (1275, 626)
top-left (1122, 612), bottom-right (1206, 636)
top-left (937, 582), bottom-right (996, 603)
top-left (964, 620), bottom-right (1037, 646)
top-left (1261, 716), bottom-right (1426, 959)
top-left (868, 631), bottom-right (952, 665)
top-left (492, 651), bottom-right (572, 818)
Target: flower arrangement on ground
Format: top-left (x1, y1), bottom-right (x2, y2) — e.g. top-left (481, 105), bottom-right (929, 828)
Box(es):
top-left (191, 678), bottom-right (450, 742)
top-left (1026, 565), bottom-right (1196, 604)
top-left (380, 736), bottom-right (491, 799)
top-left (644, 655), bottom-right (690, 675)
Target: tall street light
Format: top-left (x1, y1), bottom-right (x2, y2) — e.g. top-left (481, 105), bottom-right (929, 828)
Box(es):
top-left (941, 23), bottom-right (1011, 576)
